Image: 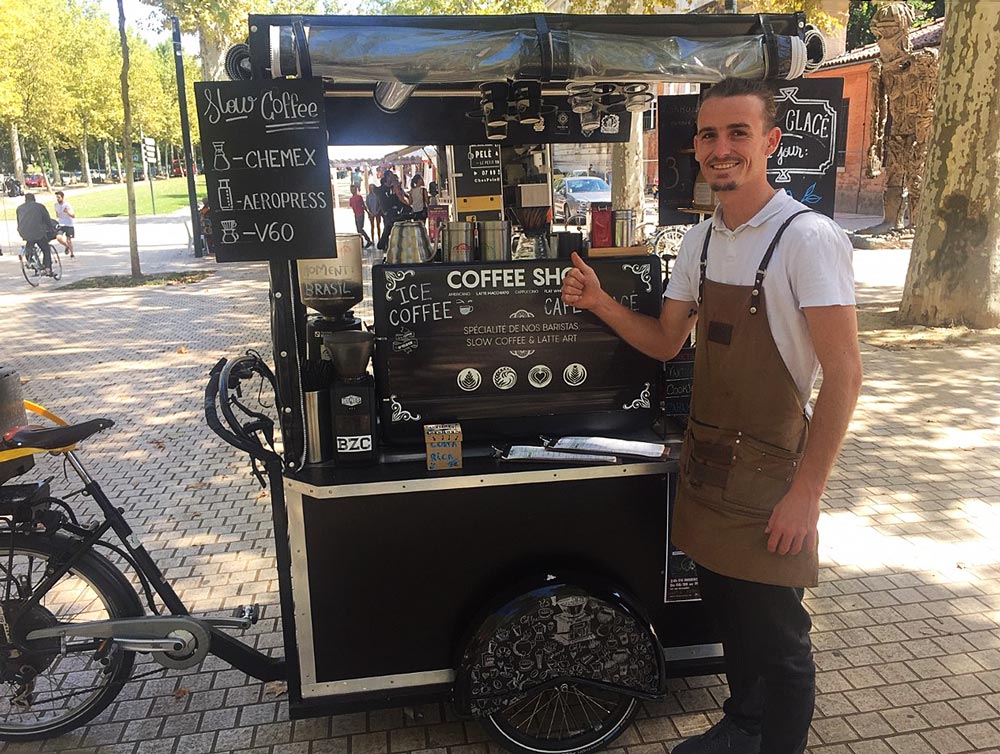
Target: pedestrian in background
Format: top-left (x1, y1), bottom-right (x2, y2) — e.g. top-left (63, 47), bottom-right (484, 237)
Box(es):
top-left (53, 190), bottom-right (76, 259)
top-left (408, 174), bottom-right (429, 224)
top-left (366, 183), bottom-right (382, 241)
top-left (349, 184), bottom-right (373, 248)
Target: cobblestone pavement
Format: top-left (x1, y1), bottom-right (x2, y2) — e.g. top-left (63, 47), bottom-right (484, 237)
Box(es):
top-left (0, 212), bottom-right (998, 754)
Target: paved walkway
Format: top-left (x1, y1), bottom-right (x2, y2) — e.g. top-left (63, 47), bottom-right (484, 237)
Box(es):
top-left (0, 212), bottom-right (997, 754)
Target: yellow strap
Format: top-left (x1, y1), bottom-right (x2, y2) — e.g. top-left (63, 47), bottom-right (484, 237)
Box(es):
top-left (0, 401), bottom-right (75, 462)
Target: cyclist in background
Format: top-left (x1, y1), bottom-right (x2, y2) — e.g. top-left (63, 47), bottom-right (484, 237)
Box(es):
top-left (16, 194), bottom-right (54, 274)
top-left (53, 190), bottom-right (76, 259)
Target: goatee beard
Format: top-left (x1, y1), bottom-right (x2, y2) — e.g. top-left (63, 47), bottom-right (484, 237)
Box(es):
top-left (710, 181), bottom-right (738, 192)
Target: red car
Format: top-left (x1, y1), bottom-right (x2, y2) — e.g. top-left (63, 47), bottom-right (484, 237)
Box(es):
top-left (24, 174), bottom-right (47, 188)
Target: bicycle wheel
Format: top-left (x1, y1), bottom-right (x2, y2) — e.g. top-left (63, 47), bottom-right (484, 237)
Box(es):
top-left (19, 250), bottom-right (39, 288)
top-left (0, 534), bottom-right (142, 741)
top-left (48, 246), bottom-right (62, 281)
top-left (481, 682), bottom-right (638, 754)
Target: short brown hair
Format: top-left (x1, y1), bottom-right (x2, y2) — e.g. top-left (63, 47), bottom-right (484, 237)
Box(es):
top-left (55, 190), bottom-right (64, 197)
top-left (701, 78), bottom-right (778, 130)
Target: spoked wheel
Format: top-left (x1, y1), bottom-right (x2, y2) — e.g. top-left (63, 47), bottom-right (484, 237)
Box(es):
top-left (482, 681), bottom-right (638, 754)
top-left (48, 246), bottom-right (62, 281)
top-left (19, 252), bottom-right (39, 287)
top-left (0, 535), bottom-right (142, 741)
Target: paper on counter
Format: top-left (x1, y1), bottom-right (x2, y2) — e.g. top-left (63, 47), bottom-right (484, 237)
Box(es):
top-left (501, 445), bottom-right (618, 465)
top-left (547, 436), bottom-right (669, 459)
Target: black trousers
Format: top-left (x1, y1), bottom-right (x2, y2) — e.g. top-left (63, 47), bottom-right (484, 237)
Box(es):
top-left (696, 565), bottom-right (815, 754)
top-left (25, 239), bottom-right (51, 268)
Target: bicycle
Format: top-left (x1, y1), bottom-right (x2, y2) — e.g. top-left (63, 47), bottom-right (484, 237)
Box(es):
top-left (0, 354), bottom-right (284, 741)
top-left (637, 223), bottom-right (692, 277)
top-left (19, 242), bottom-right (62, 287)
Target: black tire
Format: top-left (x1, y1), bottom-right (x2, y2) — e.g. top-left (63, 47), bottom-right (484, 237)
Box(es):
top-left (19, 249), bottom-right (39, 287)
top-left (481, 682), bottom-right (638, 754)
top-left (0, 534), bottom-right (143, 741)
top-left (48, 245), bottom-right (62, 281)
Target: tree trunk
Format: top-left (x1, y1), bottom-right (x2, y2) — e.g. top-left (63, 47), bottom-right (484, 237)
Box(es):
top-left (47, 140), bottom-right (61, 187)
top-left (199, 31), bottom-right (223, 82)
top-left (81, 123), bottom-right (92, 186)
top-left (114, 142), bottom-right (123, 184)
top-left (104, 140), bottom-right (113, 177)
top-left (10, 124), bottom-right (24, 184)
top-left (118, 0), bottom-right (141, 279)
top-left (610, 0), bottom-right (644, 224)
top-left (899, 4), bottom-right (1000, 328)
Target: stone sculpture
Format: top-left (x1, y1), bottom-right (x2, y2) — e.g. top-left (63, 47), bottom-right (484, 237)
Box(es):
top-left (861, 1), bottom-right (939, 235)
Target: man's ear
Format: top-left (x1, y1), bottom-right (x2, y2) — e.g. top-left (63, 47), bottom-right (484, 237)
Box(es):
top-left (767, 126), bottom-right (782, 156)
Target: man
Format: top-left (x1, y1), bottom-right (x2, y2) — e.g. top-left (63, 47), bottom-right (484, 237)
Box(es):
top-left (53, 190), bottom-right (76, 258)
top-left (561, 78), bottom-right (862, 754)
top-left (348, 184), bottom-right (373, 248)
top-left (16, 194), bottom-right (55, 274)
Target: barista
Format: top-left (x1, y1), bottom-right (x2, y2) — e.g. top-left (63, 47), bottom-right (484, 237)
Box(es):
top-left (376, 170), bottom-right (411, 251)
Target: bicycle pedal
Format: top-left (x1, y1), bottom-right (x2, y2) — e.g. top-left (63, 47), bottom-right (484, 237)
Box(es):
top-left (233, 604), bottom-right (261, 625)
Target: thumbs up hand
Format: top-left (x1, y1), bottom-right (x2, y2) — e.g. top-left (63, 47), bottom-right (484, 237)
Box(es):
top-left (561, 252), bottom-right (603, 310)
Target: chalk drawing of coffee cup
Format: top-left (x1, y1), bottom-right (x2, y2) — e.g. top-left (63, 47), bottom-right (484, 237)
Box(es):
top-left (457, 368), bottom-right (482, 392)
top-left (528, 365), bottom-right (552, 389)
top-left (493, 366), bottom-right (517, 390)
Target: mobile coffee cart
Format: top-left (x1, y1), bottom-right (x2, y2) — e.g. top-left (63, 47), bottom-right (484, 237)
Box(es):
top-left (195, 12), bottom-right (830, 752)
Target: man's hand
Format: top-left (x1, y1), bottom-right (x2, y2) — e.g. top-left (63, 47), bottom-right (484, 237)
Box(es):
top-left (765, 484), bottom-right (820, 556)
top-left (561, 252), bottom-right (605, 311)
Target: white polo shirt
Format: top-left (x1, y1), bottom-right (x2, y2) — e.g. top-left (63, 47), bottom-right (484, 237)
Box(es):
top-left (664, 190), bottom-right (855, 408)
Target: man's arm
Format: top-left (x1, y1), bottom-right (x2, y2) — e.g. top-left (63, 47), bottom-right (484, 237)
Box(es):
top-left (560, 252), bottom-right (697, 361)
top-left (766, 305), bottom-right (863, 556)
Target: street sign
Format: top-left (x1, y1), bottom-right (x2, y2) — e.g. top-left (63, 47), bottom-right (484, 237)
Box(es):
top-left (142, 136), bottom-right (156, 164)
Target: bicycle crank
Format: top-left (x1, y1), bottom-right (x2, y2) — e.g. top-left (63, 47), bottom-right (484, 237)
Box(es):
top-left (26, 615), bottom-right (212, 669)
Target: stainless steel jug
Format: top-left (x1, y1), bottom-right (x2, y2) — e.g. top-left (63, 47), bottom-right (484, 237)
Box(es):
top-left (478, 220), bottom-right (511, 262)
top-left (612, 209), bottom-right (635, 247)
top-left (440, 222), bottom-right (476, 264)
top-left (386, 221), bottom-right (433, 264)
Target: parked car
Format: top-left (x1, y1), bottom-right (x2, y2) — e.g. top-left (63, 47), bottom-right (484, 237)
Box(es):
top-left (170, 159), bottom-right (196, 177)
top-left (553, 176), bottom-right (612, 224)
top-left (24, 173), bottom-right (46, 188)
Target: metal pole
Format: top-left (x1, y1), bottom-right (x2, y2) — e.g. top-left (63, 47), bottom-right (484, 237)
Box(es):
top-left (172, 16), bottom-right (202, 257)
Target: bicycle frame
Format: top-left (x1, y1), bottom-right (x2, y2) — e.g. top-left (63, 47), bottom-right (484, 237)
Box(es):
top-left (2, 419), bottom-right (286, 682)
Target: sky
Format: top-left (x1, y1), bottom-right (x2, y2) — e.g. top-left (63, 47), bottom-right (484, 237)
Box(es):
top-left (97, 0), bottom-right (199, 53)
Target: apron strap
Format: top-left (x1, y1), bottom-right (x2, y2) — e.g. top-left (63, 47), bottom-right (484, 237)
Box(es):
top-left (698, 223), bottom-right (712, 305)
top-left (749, 209), bottom-right (812, 314)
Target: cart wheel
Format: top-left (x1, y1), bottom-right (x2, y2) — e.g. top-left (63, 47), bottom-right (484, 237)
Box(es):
top-left (481, 681), bottom-right (638, 754)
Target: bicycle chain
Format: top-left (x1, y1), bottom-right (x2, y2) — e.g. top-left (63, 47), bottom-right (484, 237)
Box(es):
top-left (9, 665), bottom-right (168, 709)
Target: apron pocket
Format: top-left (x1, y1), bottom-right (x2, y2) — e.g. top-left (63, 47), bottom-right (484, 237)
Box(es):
top-left (683, 419), bottom-right (738, 491)
top-left (722, 435), bottom-right (801, 515)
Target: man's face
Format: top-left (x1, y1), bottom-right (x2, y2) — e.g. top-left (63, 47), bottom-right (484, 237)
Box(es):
top-left (694, 95), bottom-right (781, 194)
top-left (55, 194), bottom-right (63, 203)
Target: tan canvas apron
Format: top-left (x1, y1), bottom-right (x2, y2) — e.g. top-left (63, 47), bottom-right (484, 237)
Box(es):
top-left (672, 210), bottom-right (818, 588)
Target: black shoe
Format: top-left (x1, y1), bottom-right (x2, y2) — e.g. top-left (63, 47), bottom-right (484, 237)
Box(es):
top-left (672, 718), bottom-right (761, 754)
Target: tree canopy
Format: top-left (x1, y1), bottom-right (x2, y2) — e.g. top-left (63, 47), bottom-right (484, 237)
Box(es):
top-left (0, 0), bottom-right (200, 183)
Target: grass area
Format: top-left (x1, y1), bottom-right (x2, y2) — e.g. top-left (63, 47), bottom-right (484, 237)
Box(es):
top-left (70, 176), bottom-right (207, 219)
top-left (58, 271), bottom-right (213, 290)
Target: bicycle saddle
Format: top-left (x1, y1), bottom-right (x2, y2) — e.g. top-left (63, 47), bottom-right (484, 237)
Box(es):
top-left (2, 418), bottom-right (114, 451)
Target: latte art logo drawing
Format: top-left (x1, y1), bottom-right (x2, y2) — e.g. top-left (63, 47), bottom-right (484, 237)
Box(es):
top-left (457, 368), bottom-right (483, 392)
top-left (493, 367), bottom-right (517, 390)
top-left (528, 365), bottom-right (553, 389)
top-left (563, 363), bottom-right (588, 386)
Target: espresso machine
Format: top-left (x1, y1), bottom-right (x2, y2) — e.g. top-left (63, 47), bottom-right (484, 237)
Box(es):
top-left (298, 234), bottom-right (365, 362)
top-left (327, 330), bottom-right (378, 465)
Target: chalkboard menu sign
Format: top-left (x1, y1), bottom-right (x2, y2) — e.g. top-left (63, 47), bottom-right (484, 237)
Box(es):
top-left (194, 78), bottom-right (336, 262)
top-left (451, 145), bottom-right (503, 222)
top-left (658, 79), bottom-right (843, 221)
top-left (767, 79), bottom-right (843, 218)
top-left (657, 94), bottom-right (699, 226)
top-left (372, 258), bottom-right (663, 443)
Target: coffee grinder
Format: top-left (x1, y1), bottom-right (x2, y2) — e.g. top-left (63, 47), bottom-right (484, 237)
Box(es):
top-left (298, 234), bottom-right (365, 362)
top-left (327, 330), bottom-right (378, 465)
